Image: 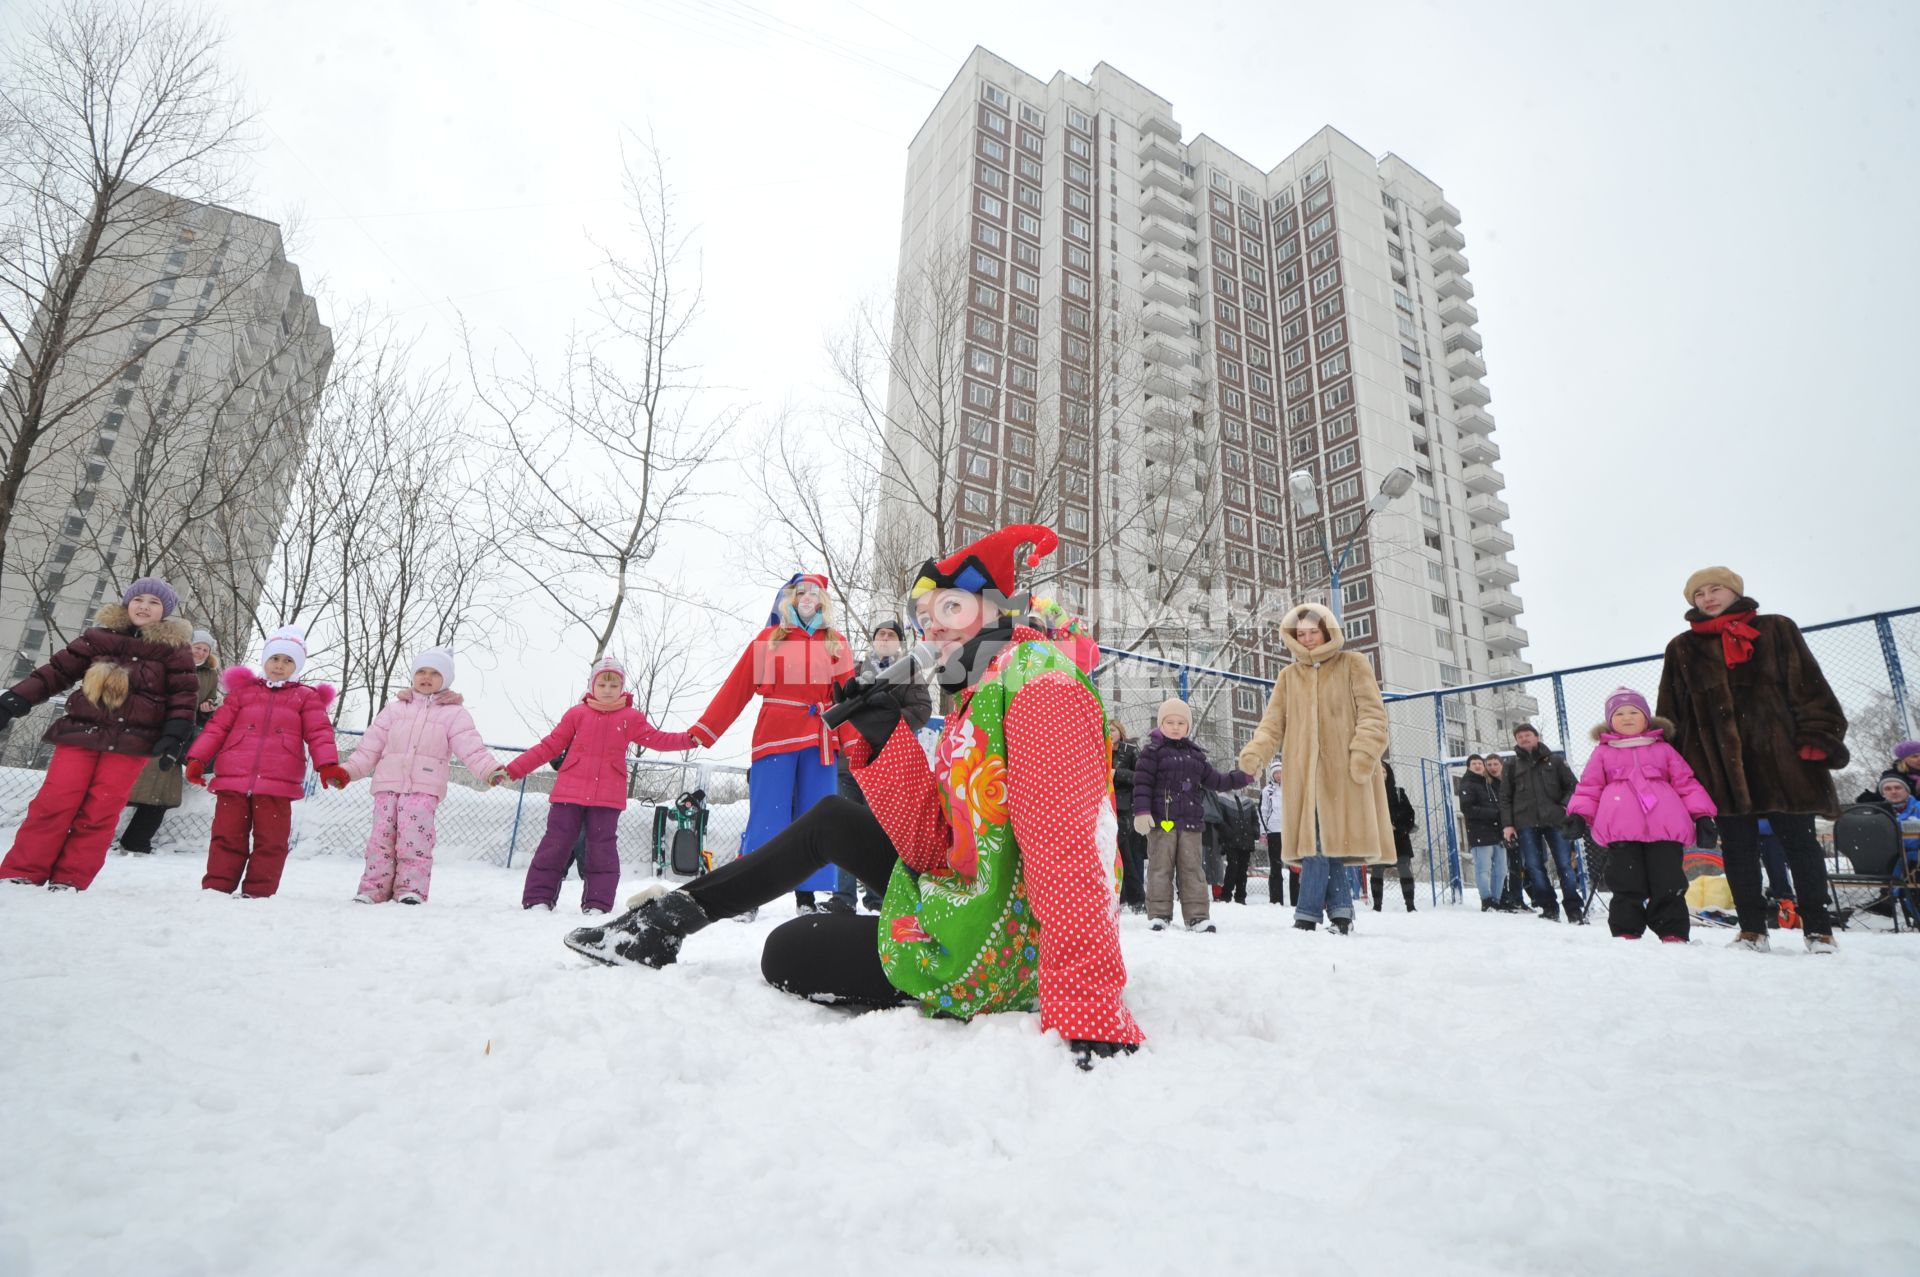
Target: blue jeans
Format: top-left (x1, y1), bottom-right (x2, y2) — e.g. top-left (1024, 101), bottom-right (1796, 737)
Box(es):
top-left (1295, 853), bottom-right (1354, 924)
top-left (1518, 825), bottom-right (1580, 917)
top-left (1470, 843), bottom-right (1507, 905)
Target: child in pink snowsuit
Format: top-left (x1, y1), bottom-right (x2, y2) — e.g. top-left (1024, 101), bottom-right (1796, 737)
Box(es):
top-left (339, 647), bottom-right (501, 905)
top-left (1564, 687), bottom-right (1719, 943)
top-left (495, 656), bottom-right (696, 914)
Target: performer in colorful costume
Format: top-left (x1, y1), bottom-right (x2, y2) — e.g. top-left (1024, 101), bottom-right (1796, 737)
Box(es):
top-left (563, 525), bottom-right (1142, 1066)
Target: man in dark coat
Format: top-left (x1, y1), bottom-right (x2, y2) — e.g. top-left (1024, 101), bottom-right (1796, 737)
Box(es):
top-left (1656, 566), bottom-right (1847, 952)
top-left (1111, 723), bottom-right (1146, 912)
top-left (1217, 787), bottom-right (1262, 904)
top-left (1500, 725), bottom-right (1583, 921)
top-left (1371, 759), bottom-right (1419, 912)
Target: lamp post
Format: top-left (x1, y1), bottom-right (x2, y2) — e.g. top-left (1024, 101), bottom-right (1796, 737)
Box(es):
top-left (1289, 466), bottom-right (1416, 621)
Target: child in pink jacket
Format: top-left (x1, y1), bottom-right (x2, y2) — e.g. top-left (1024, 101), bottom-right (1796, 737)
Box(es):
top-left (494, 656), bottom-right (697, 913)
top-left (339, 647), bottom-right (501, 905)
top-left (186, 625), bottom-right (347, 898)
top-left (1564, 687), bottom-right (1718, 942)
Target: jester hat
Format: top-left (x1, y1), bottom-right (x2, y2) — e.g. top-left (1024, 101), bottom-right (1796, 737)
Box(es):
top-left (911, 524), bottom-right (1059, 612)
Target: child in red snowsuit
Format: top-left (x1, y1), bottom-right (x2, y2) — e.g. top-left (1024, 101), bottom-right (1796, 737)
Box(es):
top-left (185, 625), bottom-right (347, 898)
top-left (0, 578), bottom-right (198, 891)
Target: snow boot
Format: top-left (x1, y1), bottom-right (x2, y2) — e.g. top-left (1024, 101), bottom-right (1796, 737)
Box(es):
top-left (1293, 919), bottom-right (1317, 932)
top-left (565, 882), bottom-right (711, 968)
top-left (1804, 933), bottom-right (1838, 955)
top-left (3, 877), bottom-right (40, 887)
top-left (46, 883), bottom-right (78, 893)
top-left (1148, 918), bottom-right (1170, 932)
top-left (398, 893), bottom-right (424, 906)
top-left (353, 893), bottom-right (377, 904)
top-left (1727, 931), bottom-right (1771, 952)
top-left (1070, 1040), bottom-right (1139, 1072)
top-left (1187, 918), bottom-right (1217, 933)
top-left (1331, 917), bottom-right (1352, 935)
top-left (1659, 935), bottom-right (1689, 945)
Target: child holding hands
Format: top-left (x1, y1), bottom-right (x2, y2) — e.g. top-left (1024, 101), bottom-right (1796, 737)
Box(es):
top-left (494, 657), bottom-right (696, 914)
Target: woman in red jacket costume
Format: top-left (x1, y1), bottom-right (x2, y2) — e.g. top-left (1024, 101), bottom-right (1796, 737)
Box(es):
top-left (687, 573), bottom-right (856, 913)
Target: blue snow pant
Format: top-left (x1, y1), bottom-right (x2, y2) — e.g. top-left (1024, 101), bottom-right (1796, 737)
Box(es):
top-left (742, 749), bottom-right (838, 894)
top-left (1295, 853), bottom-right (1356, 924)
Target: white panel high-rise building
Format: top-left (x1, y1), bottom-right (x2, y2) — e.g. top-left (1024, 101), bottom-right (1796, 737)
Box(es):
top-left (885, 49), bottom-right (1533, 754)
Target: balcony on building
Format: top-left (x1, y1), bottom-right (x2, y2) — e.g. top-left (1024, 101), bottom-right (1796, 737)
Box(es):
top-left (1141, 213), bottom-right (1188, 249)
top-left (1442, 322), bottom-right (1481, 353)
top-left (1479, 586), bottom-right (1523, 618)
top-left (1142, 331), bottom-right (1196, 367)
top-left (1424, 196), bottom-right (1462, 227)
top-left (1435, 270), bottom-right (1474, 300)
top-left (1139, 113), bottom-right (1181, 142)
top-left (1462, 462), bottom-right (1504, 495)
top-left (1489, 653), bottom-right (1533, 679)
top-left (1142, 297), bottom-right (1198, 336)
top-left (1437, 295), bottom-right (1479, 327)
top-left (1445, 347), bottom-right (1487, 380)
top-left (1484, 620), bottom-right (1529, 652)
top-left (1466, 493), bottom-right (1510, 525)
top-left (1142, 265), bottom-right (1187, 306)
top-left (1143, 401), bottom-right (1188, 433)
top-left (1454, 406), bottom-right (1495, 436)
top-left (1140, 185), bottom-right (1187, 220)
top-left (1471, 523), bottom-right (1516, 556)
top-left (1428, 223), bottom-right (1464, 251)
top-left (1450, 376), bottom-right (1491, 407)
top-left (1140, 158), bottom-right (1189, 195)
top-left (1389, 253), bottom-right (1408, 282)
top-left (1138, 131), bottom-right (1181, 167)
top-left (1431, 247), bottom-right (1468, 276)
top-left (1144, 364), bottom-right (1199, 400)
top-left (1474, 554), bottom-right (1519, 587)
top-left (1457, 433), bottom-right (1500, 465)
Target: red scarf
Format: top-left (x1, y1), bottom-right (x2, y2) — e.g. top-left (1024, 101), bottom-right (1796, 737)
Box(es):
top-left (1691, 609), bottom-right (1759, 667)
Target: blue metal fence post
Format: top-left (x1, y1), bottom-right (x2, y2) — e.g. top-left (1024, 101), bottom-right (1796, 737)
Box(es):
top-left (1434, 696), bottom-right (1462, 902)
top-left (1875, 614), bottom-right (1915, 737)
top-left (1178, 666), bottom-right (1189, 700)
top-left (1551, 672), bottom-right (1589, 898)
top-left (506, 776), bottom-right (529, 868)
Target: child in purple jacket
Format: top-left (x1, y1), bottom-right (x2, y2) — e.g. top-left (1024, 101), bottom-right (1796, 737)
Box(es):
top-left (1131, 698), bottom-right (1251, 933)
top-left (1564, 687), bottom-right (1718, 942)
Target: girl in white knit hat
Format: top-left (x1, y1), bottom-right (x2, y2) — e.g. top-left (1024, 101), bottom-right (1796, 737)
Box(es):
top-left (338, 647), bottom-right (503, 904)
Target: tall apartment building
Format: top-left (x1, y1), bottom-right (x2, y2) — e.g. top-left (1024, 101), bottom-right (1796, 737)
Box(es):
top-left (885, 49), bottom-right (1534, 756)
top-left (0, 185), bottom-right (332, 687)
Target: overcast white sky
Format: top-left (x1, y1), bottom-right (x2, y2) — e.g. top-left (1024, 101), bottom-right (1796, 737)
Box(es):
top-left (15, 0), bottom-right (1916, 753)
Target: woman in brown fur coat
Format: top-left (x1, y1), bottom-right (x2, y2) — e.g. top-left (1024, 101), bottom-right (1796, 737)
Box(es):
top-left (1655, 566), bottom-right (1847, 953)
top-left (1238, 602), bottom-right (1395, 933)
top-left (0, 578), bottom-right (198, 891)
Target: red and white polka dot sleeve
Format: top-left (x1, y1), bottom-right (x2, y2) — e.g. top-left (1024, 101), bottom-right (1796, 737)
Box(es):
top-left (1004, 673), bottom-right (1143, 1046)
top-left (851, 719), bottom-right (951, 876)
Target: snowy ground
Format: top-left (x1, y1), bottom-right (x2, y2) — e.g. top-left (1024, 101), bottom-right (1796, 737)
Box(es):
top-left (4, 856), bottom-right (1919, 1277)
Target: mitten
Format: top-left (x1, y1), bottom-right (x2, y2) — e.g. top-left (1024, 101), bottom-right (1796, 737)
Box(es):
top-left (1563, 814), bottom-right (1590, 844)
top-left (318, 764), bottom-right (351, 790)
top-left (185, 758), bottom-right (208, 787)
top-left (0, 690), bottom-right (30, 720)
top-left (488, 768), bottom-right (512, 788)
top-left (1797, 745), bottom-right (1827, 763)
top-left (1133, 813), bottom-right (1152, 835)
top-left (1693, 815), bottom-right (1718, 850)
top-left (151, 734), bottom-right (187, 772)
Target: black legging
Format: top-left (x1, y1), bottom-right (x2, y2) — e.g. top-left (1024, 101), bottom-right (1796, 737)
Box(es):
top-left (685, 795), bottom-right (909, 1009)
top-left (1719, 813), bottom-right (1832, 935)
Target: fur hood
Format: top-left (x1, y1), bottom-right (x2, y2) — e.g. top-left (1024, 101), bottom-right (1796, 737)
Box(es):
top-left (393, 687), bottom-right (465, 706)
top-left (94, 602), bottom-right (192, 648)
top-left (1278, 601), bottom-right (1346, 665)
top-left (1590, 716), bottom-right (1675, 742)
top-left (222, 664), bottom-right (338, 707)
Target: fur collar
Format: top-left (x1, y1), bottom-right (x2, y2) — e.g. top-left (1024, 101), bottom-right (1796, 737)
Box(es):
top-left (222, 665), bottom-right (337, 707)
top-left (94, 603), bottom-right (192, 648)
top-left (394, 688), bottom-right (464, 707)
top-left (1684, 596), bottom-right (1761, 624)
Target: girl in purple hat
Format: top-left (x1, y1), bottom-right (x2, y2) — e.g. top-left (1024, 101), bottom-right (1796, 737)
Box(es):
top-left (1564, 688), bottom-right (1719, 942)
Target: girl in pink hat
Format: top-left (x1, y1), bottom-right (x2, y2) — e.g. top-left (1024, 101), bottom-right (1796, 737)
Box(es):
top-left (1564, 688), bottom-right (1718, 942)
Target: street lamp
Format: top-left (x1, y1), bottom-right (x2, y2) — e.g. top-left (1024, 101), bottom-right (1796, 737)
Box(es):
top-left (1330, 466), bottom-right (1415, 621)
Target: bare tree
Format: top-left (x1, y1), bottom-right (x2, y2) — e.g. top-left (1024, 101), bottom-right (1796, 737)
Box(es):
top-left (471, 137), bottom-right (736, 674)
top-left (0, 0), bottom-right (258, 587)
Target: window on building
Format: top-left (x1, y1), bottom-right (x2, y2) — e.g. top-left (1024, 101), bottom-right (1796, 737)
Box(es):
top-left (1342, 578), bottom-right (1370, 605)
top-left (980, 136), bottom-right (1007, 162)
top-left (1327, 443), bottom-right (1357, 471)
top-left (963, 488), bottom-right (991, 515)
top-left (1321, 382), bottom-right (1351, 411)
top-left (1330, 476), bottom-right (1361, 503)
top-left (969, 348), bottom-right (997, 376)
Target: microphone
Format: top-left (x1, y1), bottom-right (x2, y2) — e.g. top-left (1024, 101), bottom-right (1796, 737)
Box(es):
top-left (822, 642), bottom-right (937, 729)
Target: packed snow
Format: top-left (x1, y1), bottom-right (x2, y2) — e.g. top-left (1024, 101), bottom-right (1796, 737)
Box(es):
top-left (3, 853), bottom-right (1918, 1277)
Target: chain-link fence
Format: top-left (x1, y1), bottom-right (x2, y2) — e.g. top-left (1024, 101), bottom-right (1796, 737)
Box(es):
top-left (0, 704), bottom-right (750, 873)
top-left (1096, 606), bottom-right (1920, 904)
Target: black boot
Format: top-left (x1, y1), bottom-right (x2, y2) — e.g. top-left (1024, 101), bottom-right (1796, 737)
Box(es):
top-left (1402, 881), bottom-right (1417, 912)
top-left (565, 886), bottom-right (711, 968)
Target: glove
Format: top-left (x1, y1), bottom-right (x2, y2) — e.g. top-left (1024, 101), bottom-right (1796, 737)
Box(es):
top-left (151, 735), bottom-right (187, 772)
top-left (1133, 813), bottom-right (1152, 835)
top-left (1349, 752), bottom-right (1373, 785)
top-left (1069, 1039), bottom-right (1140, 1072)
top-left (1797, 745), bottom-right (1827, 763)
top-left (0, 690), bottom-right (30, 721)
top-left (1563, 814), bottom-right (1590, 843)
top-left (1228, 770), bottom-right (1253, 789)
top-left (1693, 816), bottom-right (1718, 850)
top-left (185, 758), bottom-right (208, 787)
top-left (319, 764), bottom-right (351, 790)
top-left (842, 682), bottom-right (912, 758)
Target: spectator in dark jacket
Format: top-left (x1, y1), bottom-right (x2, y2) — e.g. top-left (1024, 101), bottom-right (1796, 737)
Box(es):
top-left (1217, 788), bottom-right (1262, 904)
top-left (1371, 759), bottom-right (1419, 912)
top-left (1132, 698), bottom-right (1251, 932)
top-left (826, 621), bottom-right (931, 914)
top-left (1500, 725), bottom-right (1584, 922)
top-left (1111, 722), bottom-right (1145, 912)
top-left (1483, 755), bottom-right (1525, 909)
top-left (1458, 755), bottom-right (1507, 911)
